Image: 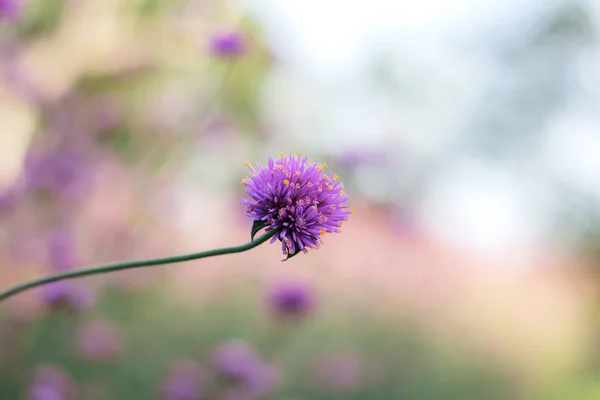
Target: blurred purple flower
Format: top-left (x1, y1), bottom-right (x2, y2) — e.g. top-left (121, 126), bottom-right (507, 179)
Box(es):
top-left (315, 353), bottom-right (361, 392)
top-left (28, 365), bottom-right (77, 400)
top-left (40, 280), bottom-right (93, 312)
top-left (242, 154), bottom-right (352, 256)
top-left (210, 31), bottom-right (245, 57)
top-left (0, 0), bottom-right (19, 20)
top-left (74, 320), bottom-right (123, 362)
top-left (0, 183), bottom-right (24, 213)
top-left (46, 230), bottom-right (78, 271)
top-left (240, 361), bottom-right (278, 397)
top-left (212, 340), bottom-right (257, 380)
top-left (24, 149), bottom-right (90, 200)
top-left (267, 280), bottom-right (314, 318)
top-left (212, 340), bottom-right (278, 396)
top-left (160, 360), bottom-right (204, 400)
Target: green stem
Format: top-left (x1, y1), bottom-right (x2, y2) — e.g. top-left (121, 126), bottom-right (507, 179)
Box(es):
top-left (0, 230), bottom-right (277, 304)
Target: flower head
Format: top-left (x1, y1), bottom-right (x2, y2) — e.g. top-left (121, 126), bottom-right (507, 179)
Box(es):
top-left (24, 149), bottom-right (90, 201)
top-left (40, 280), bottom-right (93, 312)
top-left (46, 230), bottom-right (78, 271)
top-left (210, 30), bottom-right (245, 57)
top-left (267, 279), bottom-right (314, 318)
top-left (242, 154), bottom-right (351, 256)
top-left (28, 364), bottom-right (77, 400)
top-left (0, 0), bottom-right (20, 21)
top-left (212, 340), bottom-right (258, 380)
top-left (211, 340), bottom-right (279, 396)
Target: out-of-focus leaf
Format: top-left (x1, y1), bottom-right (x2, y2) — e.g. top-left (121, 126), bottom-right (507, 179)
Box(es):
top-left (251, 219), bottom-right (268, 241)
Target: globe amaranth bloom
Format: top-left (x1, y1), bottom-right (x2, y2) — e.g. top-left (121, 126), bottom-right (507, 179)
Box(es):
top-left (242, 153), bottom-right (352, 257)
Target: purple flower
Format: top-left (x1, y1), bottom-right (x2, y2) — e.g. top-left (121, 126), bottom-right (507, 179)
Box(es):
top-left (0, 0), bottom-right (19, 20)
top-left (212, 341), bottom-right (278, 396)
top-left (242, 154), bottom-right (352, 256)
top-left (210, 31), bottom-right (245, 57)
top-left (267, 279), bottom-right (314, 318)
top-left (28, 365), bottom-right (77, 400)
top-left (239, 361), bottom-right (278, 396)
top-left (46, 230), bottom-right (78, 271)
top-left (24, 149), bottom-right (90, 200)
top-left (74, 320), bottom-right (123, 362)
top-left (0, 183), bottom-right (23, 213)
top-left (40, 280), bottom-right (93, 312)
top-left (159, 360), bottom-right (204, 400)
top-left (212, 341), bottom-right (258, 380)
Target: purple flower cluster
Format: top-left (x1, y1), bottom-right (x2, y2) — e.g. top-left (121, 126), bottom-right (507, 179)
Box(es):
top-left (267, 280), bottom-right (314, 318)
top-left (23, 149), bottom-right (90, 201)
top-left (28, 365), bottom-right (77, 400)
top-left (242, 154), bottom-right (352, 256)
top-left (40, 229), bottom-right (93, 312)
top-left (210, 31), bottom-right (245, 57)
top-left (40, 281), bottom-right (92, 312)
top-left (0, 0), bottom-right (19, 21)
top-left (212, 340), bottom-right (278, 397)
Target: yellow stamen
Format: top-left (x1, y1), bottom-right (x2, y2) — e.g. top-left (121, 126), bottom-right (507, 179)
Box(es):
top-left (334, 174), bottom-right (339, 180)
top-left (245, 161), bottom-right (251, 167)
top-left (319, 229), bottom-right (326, 236)
top-left (283, 179), bottom-right (290, 185)
top-left (279, 153), bottom-right (285, 158)
top-left (328, 185), bottom-right (333, 191)
top-left (241, 178), bottom-right (247, 184)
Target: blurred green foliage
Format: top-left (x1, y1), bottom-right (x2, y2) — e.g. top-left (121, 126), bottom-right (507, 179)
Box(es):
top-left (0, 281), bottom-right (517, 399)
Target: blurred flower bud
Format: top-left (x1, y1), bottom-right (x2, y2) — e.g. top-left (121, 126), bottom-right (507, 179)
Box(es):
top-left (0, 0), bottom-right (20, 21)
top-left (210, 31), bottom-right (245, 57)
top-left (267, 279), bottom-right (315, 319)
top-left (40, 281), bottom-right (93, 313)
top-left (212, 340), bottom-right (278, 396)
top-left (28, 364), bottom-right (77, 400)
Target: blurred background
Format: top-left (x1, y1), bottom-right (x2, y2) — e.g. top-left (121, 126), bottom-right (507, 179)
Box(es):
top-left (1, 0), bottom-right (600, 399)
